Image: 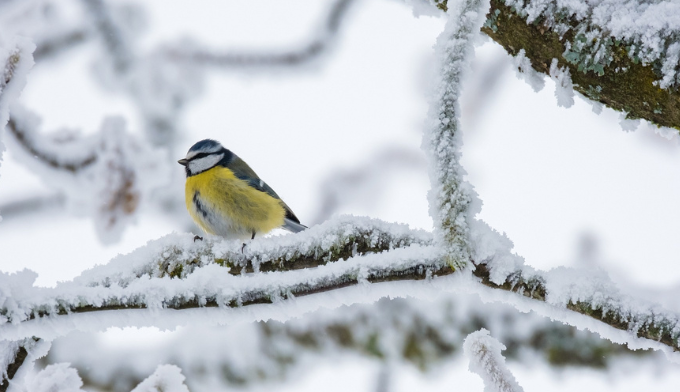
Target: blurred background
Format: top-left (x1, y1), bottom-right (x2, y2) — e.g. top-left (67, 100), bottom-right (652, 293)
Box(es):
top-left (1, 0), bottom-right (680, 390)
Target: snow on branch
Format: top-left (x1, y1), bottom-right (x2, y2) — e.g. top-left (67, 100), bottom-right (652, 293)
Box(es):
top-left (464, 329), bottom-right (523, 392)
top-left (424, 0), bottom-right (489, 269)
top-left (473, 0), bottom-right (680, 131)
top-left (0, 338), bottom-right (48, 392)
top-left (0, 215), bottom-right (678, 362)
top-left (0, 217), bottom-right (445, 337)
top-left (164, 0), bottom-right (355, 69)
top-left (471, 248), bottom-right (680, 358)
top-left (130, 365), bottom-right (190, 392)
top-left (5, 109), bottom-right (169, 243)
top-left (82, 0), bottom-right (203, 149)
top-left (47, 297), bottom-right (654, 391)
top-left (0, 37), bottom-right (35, 169)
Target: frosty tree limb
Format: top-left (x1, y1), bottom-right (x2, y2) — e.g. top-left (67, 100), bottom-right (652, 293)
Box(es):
top-left (0, 341), bottom-right (25, 392)
top-left (423, 0), bottom-right (489, 270)
top-left (5, 109), bottom-right (170, 243)
top-left (5, 117), bottom-right (96, 172)
top-left (0, 338), bottom-right (42, 392)
top-left (33, 29), bottom-right (89, 62)
top-left (1, 216), bottom-right (678, 356)
top-left (0, 38), bottom-right (35, 167)
top-left (46, 297), bottom-right (653, 392)
top-left (471, 262), bottom-right (680, 353)
top-left (81, 0), bottom-right (133, 73)
top-left (435, 0), bottom-right (680, 131)
top-left (165, 0), bottom-right (355, 68)
top-left (463, 329), bottom-right (524, 392)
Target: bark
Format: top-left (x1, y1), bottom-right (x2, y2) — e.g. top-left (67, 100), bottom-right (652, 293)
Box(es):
top-left (437, 0), bottom-right (680, 131)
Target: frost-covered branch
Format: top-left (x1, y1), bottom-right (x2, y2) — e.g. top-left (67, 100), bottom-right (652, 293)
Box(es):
top-left (33, 28), bottom-right (89, 62)
top-left (423, 0), bottom-right (489, 269)
top-left (82, 0), bottom-right (203, 149)
top-left (0, 37), bottom-right (35, 168)
top-left (2, 215), bottom-right (677, 358)
top-left (5, 109), bottom-right (169, 243)
top-left (0, 338), bottom-right (46, 392)
top-left (0, 194), bottom-right (63, 221)
top-left (45, 297), bottom-right (655, 392)
top-left (0, 340), bottom-right (25, 392)
top-left (165, 0), bottom-right (355, 69)
top-left (463, 329), bottom-right (523, 392)
top-left (459, 0), bottom-right (680, 130)
top-left (0, 217), bottom-right (445, 334)
top-left (471, 262), bottom-right (680, 354)
top-left (5, 117), bottom-right (96, 173)
top-left (81, 0), bottom-right (133, 74)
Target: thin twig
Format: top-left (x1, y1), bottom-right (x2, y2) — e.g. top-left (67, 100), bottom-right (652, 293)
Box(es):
top-left (166, 0), bottom-right (355, 68)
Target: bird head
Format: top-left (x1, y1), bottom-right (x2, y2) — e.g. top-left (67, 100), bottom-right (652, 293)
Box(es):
top-left (178, 139), bottom-right (229, 176)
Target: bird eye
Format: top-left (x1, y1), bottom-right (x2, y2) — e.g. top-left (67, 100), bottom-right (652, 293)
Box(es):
top-left (189, 152), bottom-right (210, 161)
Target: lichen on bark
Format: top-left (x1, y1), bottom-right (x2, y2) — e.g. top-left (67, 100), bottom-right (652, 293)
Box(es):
top-left (438, 0), bottom-right (680, 131)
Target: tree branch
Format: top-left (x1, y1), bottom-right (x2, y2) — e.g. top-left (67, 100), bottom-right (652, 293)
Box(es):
top-left (433, 0), bottom-right (680, 131)
top-left (6, 117), bottom-right (96, 173)
top-left (472, 263), bottom-right (680, 352)
top-left (47, 296), bottom-right (654, 392)
top-left (0, 338), bottom-right (41, 392)
top-left (33, 29), bottom-right (89, 62)
top-left (1, 218), bottom-right (678, 356)
top-left (165, 0), bottom-right (356, 68)
top-left (489, 0), bottom-right (679, 130)
top-left (0, 342), bottom-right (24, 392)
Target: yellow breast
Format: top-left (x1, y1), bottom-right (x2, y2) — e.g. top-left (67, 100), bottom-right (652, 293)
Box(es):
top-left (185, 166), bottom-right (287, 238)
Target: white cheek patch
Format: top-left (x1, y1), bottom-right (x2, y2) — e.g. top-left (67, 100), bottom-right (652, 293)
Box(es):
top-left (188, 153), bottom-right (224, 174)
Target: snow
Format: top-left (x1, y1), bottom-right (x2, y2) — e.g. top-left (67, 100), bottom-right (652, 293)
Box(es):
top-left (0, 340), bottom-right (20, 381)
top-left (131, 365), bottom-right (189, 392)
top-left (4, 108), bottom-right (170, 244)
top-left (619, 115), bottom-right (641, 132)
top-left (511, 49), bottom-right (544, 93)
top-left (0, 35), bottom-right (35, 193)
top-left (503, 0), bottom-right (680, 89)
top-left (45, 293), bottom-right (669, 391)
top-left (424, 0), bottom-right (490, 269)
top-left (26, 363), bottom-right (83, 392)
top-left (549, 59), bottom-right (574, 108)
top-left (463, 329), bottom-right (523, 392)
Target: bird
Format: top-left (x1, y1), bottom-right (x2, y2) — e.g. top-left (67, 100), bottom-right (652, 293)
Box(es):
top-left (178, 139), bottom-right (307, 241)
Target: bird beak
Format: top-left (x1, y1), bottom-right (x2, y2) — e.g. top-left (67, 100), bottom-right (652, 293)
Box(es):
top-left (178, 159), bottom-right (189, 166)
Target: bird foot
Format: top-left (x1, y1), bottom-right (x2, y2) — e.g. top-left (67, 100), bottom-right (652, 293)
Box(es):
top-left (241, 242), bottom-right (247, 254)
top-left (193, 235), bottom-right (203, 242)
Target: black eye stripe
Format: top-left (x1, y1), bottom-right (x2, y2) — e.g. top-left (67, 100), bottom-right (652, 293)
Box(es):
top-left (188, 152), bottom-right (212, 161)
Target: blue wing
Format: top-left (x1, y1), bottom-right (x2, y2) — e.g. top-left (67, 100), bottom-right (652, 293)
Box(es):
top-left (226, 154), bottom-right (306, 230)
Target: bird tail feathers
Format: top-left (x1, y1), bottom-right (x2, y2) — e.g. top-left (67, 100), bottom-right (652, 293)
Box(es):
top-left (283, 218), bottom-right (307, 233)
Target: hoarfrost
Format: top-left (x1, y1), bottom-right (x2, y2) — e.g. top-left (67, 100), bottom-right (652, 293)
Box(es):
top-left (504, 0), bottom-right (680, 89)
top-left (424, 0), bottom-right (490, 269)
top-left (131, 365), bottom-right (189, 392)
top-left (512, 49), bottom-right (545, 92)
top-left (4, 109), bottom-right (170, 244)
top-left (619, 115), bottom-right (641, 132)
top-left (25, 363), bottom-right (83, 392)
top-left (463, 329), bottom-right (523, 392)
top-left (549, 59), bottom-right (574, 108)
top-left (0, 35), bottom-right (35, 181)
top-left (659, 42), bottom-right (680, 89)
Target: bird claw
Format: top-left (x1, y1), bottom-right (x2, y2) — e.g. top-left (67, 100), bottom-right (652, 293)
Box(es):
top-left (241, 243), bottom-right (247, 253)
top-left (193, 235), bottom-right (203, 242)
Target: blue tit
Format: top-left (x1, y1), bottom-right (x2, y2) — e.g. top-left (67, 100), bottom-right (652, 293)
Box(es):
top-left (178, 139), bottom-right (306, 240)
